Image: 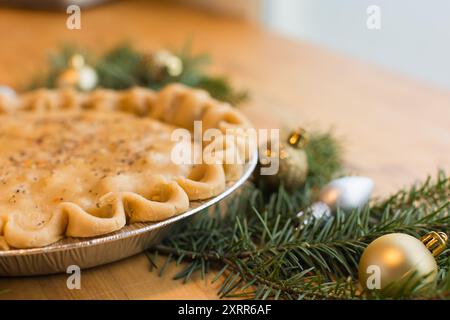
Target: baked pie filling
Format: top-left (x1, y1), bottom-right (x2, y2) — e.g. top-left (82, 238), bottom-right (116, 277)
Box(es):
top-left (0, 84), bottom-right (252, 250)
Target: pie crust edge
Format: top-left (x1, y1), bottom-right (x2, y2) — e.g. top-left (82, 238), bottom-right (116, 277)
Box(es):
top-left (0, 84), bottom-right (253, 250)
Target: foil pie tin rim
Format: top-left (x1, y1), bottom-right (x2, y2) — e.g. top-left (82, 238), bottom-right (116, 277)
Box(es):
top-left (0, 149), bottom-right (258, 257)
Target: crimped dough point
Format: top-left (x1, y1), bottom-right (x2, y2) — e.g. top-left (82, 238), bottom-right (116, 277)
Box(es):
top-left (177, 164), bottom-right (226, 200)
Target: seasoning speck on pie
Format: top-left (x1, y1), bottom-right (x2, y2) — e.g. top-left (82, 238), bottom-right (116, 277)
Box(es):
top-left (0, 84), bottom-right (251, 249)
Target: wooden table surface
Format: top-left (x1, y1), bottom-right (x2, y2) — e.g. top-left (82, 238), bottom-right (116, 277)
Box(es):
top-left (0, 0), bottom-right (449, 300)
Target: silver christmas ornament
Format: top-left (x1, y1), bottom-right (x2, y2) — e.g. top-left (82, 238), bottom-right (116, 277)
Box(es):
top-left (0, 86), bottom-right (18, 112)
top-left (0, 86), bottom-right (16, 98)
top-left (297, 176), bottom-right (374, 222)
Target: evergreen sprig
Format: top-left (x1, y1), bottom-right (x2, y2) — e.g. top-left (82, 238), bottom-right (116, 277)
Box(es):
top-left (23, 43), bottom-right (450, 300)
top-left (146, 132), bottom-right (450, 300)
top-left (28, 43), bottom-right (248, 106)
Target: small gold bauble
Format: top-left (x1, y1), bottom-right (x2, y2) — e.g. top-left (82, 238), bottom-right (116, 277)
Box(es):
top-left (287, 127), bottom-right (309, 149)
top-left (146, 50), bottom-right (183, 79)
top-left (359, 232), bottom-right (447, 297)
top-left (255, 129), bottom-right (309, 190)
top-left (57, 68), bottom-right (80, 88)
top-left (56, 54), bottom-right (98, 91)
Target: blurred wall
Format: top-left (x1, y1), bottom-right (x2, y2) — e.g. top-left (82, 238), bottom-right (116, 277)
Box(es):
top-left (263, 0), bottom-right (450, 90)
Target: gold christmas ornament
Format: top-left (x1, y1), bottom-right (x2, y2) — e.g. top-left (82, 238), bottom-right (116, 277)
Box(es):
top-left (146, 50), bottom-right (183, 79)
top-left (358, 231), bottom-right (448, 297)
top-left (255, 128), bottom-right (309, 190)
top-left (56, 54), bottom-right (98, 91)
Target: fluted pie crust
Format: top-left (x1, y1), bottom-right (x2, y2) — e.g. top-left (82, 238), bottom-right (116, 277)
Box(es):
top-left (0, 84), bottom-right (252, 250)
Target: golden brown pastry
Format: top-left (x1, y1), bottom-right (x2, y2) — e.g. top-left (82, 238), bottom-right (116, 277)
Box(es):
top-left (0, 84), bottom-right (252, 249)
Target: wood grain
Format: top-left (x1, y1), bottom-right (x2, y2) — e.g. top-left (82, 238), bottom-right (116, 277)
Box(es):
top-left (0, 0), bottom-right (449, 299)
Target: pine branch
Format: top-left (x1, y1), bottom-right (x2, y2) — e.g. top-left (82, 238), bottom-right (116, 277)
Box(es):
top-left (27, 42), bottom-right (248, 106)
top-left (371, 169), bottom-right (449, 216)
top-left (146, 131), bottom-right (449, 299)
top-left (19, 41), bottom-right (450, 300)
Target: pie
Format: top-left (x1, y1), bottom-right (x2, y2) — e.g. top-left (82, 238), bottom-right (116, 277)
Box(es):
top-left (0, 84), bottom-right (252, 250)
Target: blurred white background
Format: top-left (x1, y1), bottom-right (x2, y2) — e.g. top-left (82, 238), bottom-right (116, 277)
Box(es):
top-left (181, 0), bottom-right (450, 90)
top-left (263, 0), bottom-right (450, 90)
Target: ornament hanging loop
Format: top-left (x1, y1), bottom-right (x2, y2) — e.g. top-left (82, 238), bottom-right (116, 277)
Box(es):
top-left (288, 128), bottom-right (308, 149)
top-left (421, 231), bottom-right (448, 257)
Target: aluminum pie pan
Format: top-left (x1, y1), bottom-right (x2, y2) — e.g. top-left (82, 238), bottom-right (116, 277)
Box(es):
top-left (0, 151), bottom-right (258, 276)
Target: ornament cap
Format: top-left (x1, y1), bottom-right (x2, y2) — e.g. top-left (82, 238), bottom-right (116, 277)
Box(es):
top-left (421, 231), bottom-right (448, 257)
top-left (287, 128), bottom-right (308, 149)
top-left (70, 54), bottom-right (86, 69)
